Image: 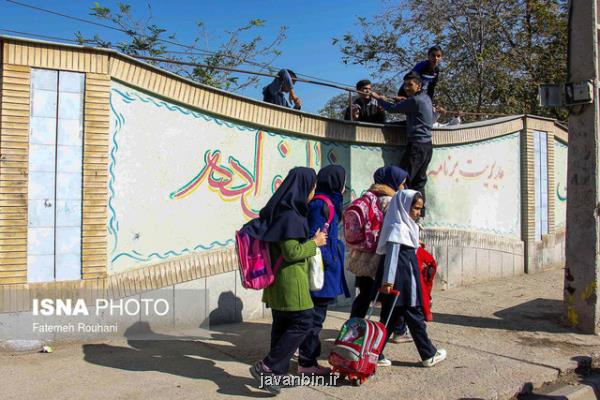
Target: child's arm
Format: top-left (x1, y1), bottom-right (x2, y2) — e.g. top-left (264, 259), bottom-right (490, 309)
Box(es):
top-left (370, 93), bottom-right (417, 114)
top-left (382, 242), bottom-right (400, 285)
top-left (279, 239), bottom-right (317, 263)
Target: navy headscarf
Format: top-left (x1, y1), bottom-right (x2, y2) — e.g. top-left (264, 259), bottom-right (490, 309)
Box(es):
top-left (316, 165), bottom-right (346, 215)
top-left (373, 165), bottom-right (408, 190)
top-left (243, 167), bottom-right (317, 242)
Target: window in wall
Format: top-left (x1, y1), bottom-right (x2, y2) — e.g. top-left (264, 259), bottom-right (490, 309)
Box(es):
top-left (534, 130), bottom-right (549, 240)
top-left (28, 69), bottom-right (85, 282)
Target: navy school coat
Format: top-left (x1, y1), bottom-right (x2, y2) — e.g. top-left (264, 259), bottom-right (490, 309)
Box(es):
top-left (307, 192), bottom-right (351, 299)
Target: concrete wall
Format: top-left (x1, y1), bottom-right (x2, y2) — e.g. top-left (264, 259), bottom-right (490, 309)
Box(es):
top-left (0, 36), bottom-right (569, 334)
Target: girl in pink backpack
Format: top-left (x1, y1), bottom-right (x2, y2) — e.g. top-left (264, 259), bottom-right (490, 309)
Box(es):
top-left (298, 165), bottom-right (350, 375)
top-left (347, 165), bottom-right (408, 319)
top-left (245, 167), bottom-right (328, 395)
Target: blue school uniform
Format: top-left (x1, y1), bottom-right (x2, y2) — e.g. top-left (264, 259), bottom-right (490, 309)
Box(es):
top-left (307, 192), bottom-right (350, 299)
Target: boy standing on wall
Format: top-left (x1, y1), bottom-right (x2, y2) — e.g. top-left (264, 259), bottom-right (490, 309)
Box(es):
top-left (370, 71), bottom-right (433, 216)
top-left (397, 46), bottom-right (443, 102)
top-left (263, 69), bottom-right (302, 110)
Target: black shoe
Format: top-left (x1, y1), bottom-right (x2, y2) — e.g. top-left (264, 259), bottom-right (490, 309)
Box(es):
top-left (250, 361), bottom-right (282, 395)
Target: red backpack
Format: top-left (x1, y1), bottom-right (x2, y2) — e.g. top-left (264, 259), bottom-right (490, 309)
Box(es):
top-left (343, 191), bottom-right (384, 252)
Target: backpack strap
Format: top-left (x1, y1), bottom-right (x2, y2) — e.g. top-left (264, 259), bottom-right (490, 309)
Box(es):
top-left (312, 194), bottom-right (335, 227)
top-left (273, 255), bottom-right (284, 274)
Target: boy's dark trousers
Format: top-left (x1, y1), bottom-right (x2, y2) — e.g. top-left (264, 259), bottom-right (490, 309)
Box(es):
top-left (264, 309), bottom-right (313, 375)
top-left (350, 276), bottom-right (375, 318)
top-left (299, 297), bottom-right (333, 367)
top-left (400, 141), bottom-right (433, 204)
top-left (379, 295), bottom-right (436, 360)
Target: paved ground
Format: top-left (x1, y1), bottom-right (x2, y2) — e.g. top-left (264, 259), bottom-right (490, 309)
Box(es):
top-left (2, 267), bottom-right (600, 400)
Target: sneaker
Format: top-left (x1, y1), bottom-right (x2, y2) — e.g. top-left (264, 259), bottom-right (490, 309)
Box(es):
top-left (422, 349), bottom-right (447, 367)
top-left (249, 361), bottom-right (282, 395)
top-left (390, 331), bottom-right (413, 343)
top-left (298, 364), bottom-right (331, 376)
top-left (377, 354), bottom-right (392, 367)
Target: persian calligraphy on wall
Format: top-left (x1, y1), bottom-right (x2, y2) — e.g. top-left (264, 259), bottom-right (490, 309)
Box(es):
top-left (108, 82), bottom-right (399, 272)
top-left (425, 133), bottom-right (522, 237)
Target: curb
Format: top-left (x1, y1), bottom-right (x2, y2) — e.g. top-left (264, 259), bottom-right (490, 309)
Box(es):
top-left (527, 376), bottom-right (600, 400)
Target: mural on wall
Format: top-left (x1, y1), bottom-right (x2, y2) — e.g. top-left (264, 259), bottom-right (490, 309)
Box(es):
top-left (108, 81), bottom-right (529, 272)
top-left (424, 133), bottom-right (522, 237)
top-left (554, 140), bottom-right (568, 228)
top-left (108, 82), bottom-right (398, 272)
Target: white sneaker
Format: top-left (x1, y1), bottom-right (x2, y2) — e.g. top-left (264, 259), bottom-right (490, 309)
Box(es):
top-left (377, 356), bottom-right (392, 367)
top-left (422, 349), bottom-right (446, 367)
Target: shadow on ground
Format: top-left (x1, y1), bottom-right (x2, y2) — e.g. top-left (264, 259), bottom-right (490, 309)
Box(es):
top-left (434, 298), bottom-right (574, 334)
top-left (82, 292), bottom-right (339, 397)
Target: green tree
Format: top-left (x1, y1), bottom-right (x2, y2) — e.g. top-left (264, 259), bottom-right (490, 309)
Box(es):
top-left (76, 2), bottom-right (287, 92)
top-left (332, 0), bottom-right (568, 121)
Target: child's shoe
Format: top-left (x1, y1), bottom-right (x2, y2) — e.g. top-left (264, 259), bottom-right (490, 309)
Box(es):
top-left (422, 349), bottom-right (447, 367)
top-left (377, 353), bottom-right (392, 367)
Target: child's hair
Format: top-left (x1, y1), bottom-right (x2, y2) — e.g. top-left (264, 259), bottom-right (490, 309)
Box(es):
top-left (428, 45), bottom-right (443, 55)
top-left (403, 71), bottom-right (422, 85)
top-left (356, 79), bottom-right (372, 90)
top-left (412, 192), bottom-right (424, 206)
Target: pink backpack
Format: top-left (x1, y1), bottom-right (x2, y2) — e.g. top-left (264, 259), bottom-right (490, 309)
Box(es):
top-left (235, 229), bottom-right (283, 290)
top-left (343, 191), bottom-right (384, 252)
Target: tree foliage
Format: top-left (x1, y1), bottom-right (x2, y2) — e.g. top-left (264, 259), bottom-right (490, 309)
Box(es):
top-left (332, 0), bottom-right (568, 120)
top-left (76, 2), bottom-right (287, 92)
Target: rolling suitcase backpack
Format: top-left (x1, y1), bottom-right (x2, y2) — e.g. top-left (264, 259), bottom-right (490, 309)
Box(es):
top-left (329, 289), bottom-right (400, 386)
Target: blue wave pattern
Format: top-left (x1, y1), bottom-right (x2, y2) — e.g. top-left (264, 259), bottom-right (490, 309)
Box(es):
top-left (111, 239), bottom-right (235, 263)
top-left (108, 86), bottom-right (263, 266)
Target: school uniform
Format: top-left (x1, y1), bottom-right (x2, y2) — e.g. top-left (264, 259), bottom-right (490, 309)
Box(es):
top-left (299, 165), bottom-right (350, 368)
top-left (348, 166), bottom-right (408, 319)
top-left (375, 190), bottom-right (437, 361)
top-left (243, 167), bottom-right (318, 376)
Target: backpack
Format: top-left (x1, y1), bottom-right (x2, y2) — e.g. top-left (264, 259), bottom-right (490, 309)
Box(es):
top-left (343, 191), bottom-right (384, 252)
top-left (235, 227), bottom-right (283, 290)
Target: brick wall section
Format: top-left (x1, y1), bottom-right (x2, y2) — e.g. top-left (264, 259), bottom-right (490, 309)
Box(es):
top-left (0, 64), bottom-right (30, 284)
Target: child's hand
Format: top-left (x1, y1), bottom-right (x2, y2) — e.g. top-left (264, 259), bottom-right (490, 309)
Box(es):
top-left (380, 283), bottom-right (393, 294)
top-left (312, 228), bottom-right (328, 247)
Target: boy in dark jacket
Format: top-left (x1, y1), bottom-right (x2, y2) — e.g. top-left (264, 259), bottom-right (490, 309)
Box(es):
top-left (344, 79), bottom-right (386, 123)
top-left (397, 46), bottom-right (442, 101)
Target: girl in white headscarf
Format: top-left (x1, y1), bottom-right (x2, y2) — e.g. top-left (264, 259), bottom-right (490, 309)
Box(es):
top-left (375, 190), bottom-right (447, 368)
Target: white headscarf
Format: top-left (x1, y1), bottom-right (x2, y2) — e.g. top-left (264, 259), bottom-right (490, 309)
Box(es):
top-left (375, 189), bottom-right (420, 255)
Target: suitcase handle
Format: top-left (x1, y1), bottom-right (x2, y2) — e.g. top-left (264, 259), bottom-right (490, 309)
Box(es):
top-left (366, 288), bottom-right (401, 328)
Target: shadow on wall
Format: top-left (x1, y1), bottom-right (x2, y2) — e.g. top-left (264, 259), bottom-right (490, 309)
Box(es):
top-left (209, 291), bottom-right (243, 326)
top-left (434, 298), bottom-right (574, 334)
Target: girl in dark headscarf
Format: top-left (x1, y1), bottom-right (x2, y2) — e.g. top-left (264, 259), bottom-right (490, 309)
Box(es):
top-left (248, 167), bottom-right (328, 395)
top-left (348, 165), bottom-right (409, 319)
top-left (297, 165), bottom-right (350, 375)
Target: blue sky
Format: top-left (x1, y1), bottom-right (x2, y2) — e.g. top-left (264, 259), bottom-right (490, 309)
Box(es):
top-left (0, 0), bottom-right (398, 113)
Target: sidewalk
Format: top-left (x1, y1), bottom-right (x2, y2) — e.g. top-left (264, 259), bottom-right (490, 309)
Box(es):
top-left (2, 267), bottom-right (600, 400)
